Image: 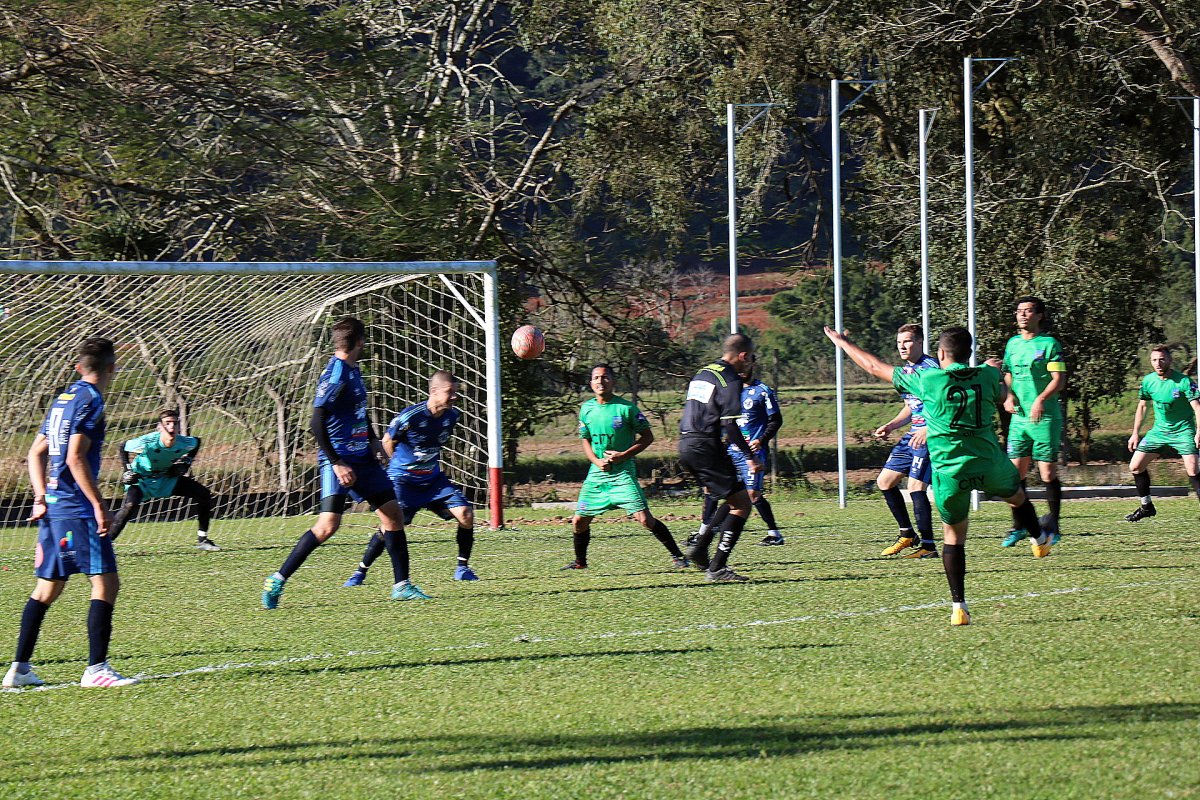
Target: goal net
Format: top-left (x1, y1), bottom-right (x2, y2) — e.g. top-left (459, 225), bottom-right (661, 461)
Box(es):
top-left (0, 261), bottom-right (503, 555)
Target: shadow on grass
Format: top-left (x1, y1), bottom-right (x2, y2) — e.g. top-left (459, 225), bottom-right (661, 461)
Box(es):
top-left (83, 701), bottom-right (1199, 776)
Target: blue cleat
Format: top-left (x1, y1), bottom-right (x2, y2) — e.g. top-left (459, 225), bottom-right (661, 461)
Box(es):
top-left (392, 581), bottom-right (431, 601)
top-left (1000, 529), bottom-right (1029, 547)
top-left (1039, 514), bottom-right (1061, 546)
top-left (262, 575), bottom-right (286, 609)
top-left (342, 569), bottom-right (366, 587)
top-left (453, 565), bottom-right (479, 581)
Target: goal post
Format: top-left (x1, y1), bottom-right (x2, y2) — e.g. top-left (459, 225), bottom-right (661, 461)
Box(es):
top-left (0, 260), bottom-right (504, 554)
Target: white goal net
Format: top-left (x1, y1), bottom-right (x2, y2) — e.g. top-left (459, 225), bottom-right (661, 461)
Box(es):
top-left (0, 261), bottom-right (503, 555)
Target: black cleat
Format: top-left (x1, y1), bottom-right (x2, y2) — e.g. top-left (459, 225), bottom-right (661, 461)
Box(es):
top-left (705, 567), bottom-right (749, 582)
top-left (684, 543), bottom-right (710, 570)
top-left (1125, 503), bottom-right (1156, 522)
top-left (561, 560), bottom-right (587, 570)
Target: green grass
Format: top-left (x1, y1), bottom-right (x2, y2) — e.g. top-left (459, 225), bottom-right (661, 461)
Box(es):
top-left (2, 498), bottom-right (1198, 799)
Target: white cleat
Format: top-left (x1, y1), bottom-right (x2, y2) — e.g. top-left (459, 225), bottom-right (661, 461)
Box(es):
top-left (80, 662), bottom-right (139, 688)
top-left (3, 665), bottom-right (44, 688)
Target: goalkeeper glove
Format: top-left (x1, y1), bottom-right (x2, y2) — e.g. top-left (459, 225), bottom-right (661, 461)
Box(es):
top-left (167, 457), bottom-right (192, 477)
top-left (120, 469), bottom-right (139, 486)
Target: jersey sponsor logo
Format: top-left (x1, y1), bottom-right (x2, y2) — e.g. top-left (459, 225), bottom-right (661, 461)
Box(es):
top-left (58, 393), bottom-right (75, 401)
top-left (743, 398), bottom-right (754, 410)
top-left (686, 380), bottom-right (716, 404)
top-left (611, 415), bottom-right (624, 430)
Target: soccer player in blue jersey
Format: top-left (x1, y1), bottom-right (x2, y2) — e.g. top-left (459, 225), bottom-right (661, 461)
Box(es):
top-left (108, 409), bottom-right (217, 550)
top-left (729, 360), bottom-right (785, 546)
top-left (876, 324), bottom-right (941, 559)
top-left (342, 371), bottom-right (480, 586)
top-left (4, 338), bottom-right (139, 689)
top-left (261, 317), bottom-right (426, 609)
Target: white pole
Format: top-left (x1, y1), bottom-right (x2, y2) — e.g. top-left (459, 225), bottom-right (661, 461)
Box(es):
top-left (831, 79), bottom-right (848, 508)
top-left (727, 104), bottom-right (739, 335)
top-left (919, 109), bottom-right (935, 354)
top-left (1193, 97), bottom-right (1199, 371)
top-left (482, 268), bottom-right (505, 530)
top-left (963, 57), bottom-right (978, 367)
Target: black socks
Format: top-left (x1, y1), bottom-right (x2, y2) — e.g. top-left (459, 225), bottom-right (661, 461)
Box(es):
top-left (87, 599), bottom-right (114, 667)
top-left (14, 598), bottom-right (49, 664)
top-left (708, 514), bottom-right (747, 572)
top-left (649, 519), bottom-right (683, 557)
top-left (942, 543), bottom-right (966, 603)
top-left (382, 530), bottom-right (410, 583)
top-left (1045, 478), bottom-right (1062, 521)
top-left (882, 487), bottom-right (913, 531)
top-left (279, 530), bottom-right (321, 579)
top-left (456, 526), bottom-right (474, 564)
top-left (752, 498), bottom-right (779, 531)
top-left (572, 526), bottom-right (590, 566)
top-left (1134, 470), bottom-right (1152, 499)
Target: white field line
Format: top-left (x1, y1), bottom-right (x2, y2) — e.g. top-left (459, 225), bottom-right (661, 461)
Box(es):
top-left (5, 577), bottom-right (1196, 693)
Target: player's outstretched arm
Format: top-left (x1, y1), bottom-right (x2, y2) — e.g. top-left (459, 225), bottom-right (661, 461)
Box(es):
top-left (822, 326), bottom-right (893, 382)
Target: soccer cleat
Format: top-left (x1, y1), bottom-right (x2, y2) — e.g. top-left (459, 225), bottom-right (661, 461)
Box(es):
top-left (671, 555), bottom-right (690, 569)
top-left (1030, 537), bottom-right (1052, 559)
top-left (1125, 502), bottom-right (1156, 522)
top-left (560, 560), bottom-right (587, 570)
top-left (454, 565), bottom-right (480, 581)
top-left (80, 662), bottom-right (139, 688)
top-left (683, 533), bottom-right (701, 549)
top-left (684, 543), bottom-right (711, 570)
top-left (196, 538), bottom-right (221, 552)
top-left (755, 535), bottom-right (785, 546)
top-left (902, 547), bottom-right (939, 559)
top-left (391, 581), bottom-right (431, 600)
top-left (1000, 529), bottom-right (1029, 547)
top-left (881, 535), bottom-right (918, 556)
top-left (262, 575), bottom-right (286, 609)
top-left (343, 569), bottom-right (367, 587)
top-left (705, 567), bottom-right (749, 582)
top-left (1039, 514), bottom-right (1061, 546)
top-left (950, 608), bottom-right (971, 626)
top-left (3, 665), bottom-right (44, 688)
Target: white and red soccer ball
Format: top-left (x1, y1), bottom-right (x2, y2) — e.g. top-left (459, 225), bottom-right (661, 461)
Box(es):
top-left (510, 325), bottom-right (545, 360)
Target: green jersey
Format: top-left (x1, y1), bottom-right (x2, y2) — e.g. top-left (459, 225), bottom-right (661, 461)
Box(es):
top-left (1139, 370), bottom-right (1200, 436)
top-left (578, 396), bottom-right (650, 479)
top-left (124, 431), bottom-right (200, 498)
top-left (893, 362), bottom-right (1006, 472)
top-left (1002, 333), bottom-right (1066, 420)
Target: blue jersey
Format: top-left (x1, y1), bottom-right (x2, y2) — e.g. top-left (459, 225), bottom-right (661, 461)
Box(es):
top-left (386, 403), bottom-right (461, 484)
top-left (899, 355), bottom-right (940, 429)
top-left (312, 357), bottom-right (371, 461)
top-left (735, 379), bottom-right (780, 442)
top-left (40, 379), bottom-right (106, 519)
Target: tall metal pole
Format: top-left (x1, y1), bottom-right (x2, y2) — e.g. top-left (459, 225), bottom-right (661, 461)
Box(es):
top-left (1193, 97), bottom-right (1199, 371)
top-left (963, 58), bottom-right (978, 367)
top-left (919, 108), bottom-right (938, 355)
top-left (831, 80), bottom-right (848, 507)
top-left (727, 103), bottom-right (739, 334)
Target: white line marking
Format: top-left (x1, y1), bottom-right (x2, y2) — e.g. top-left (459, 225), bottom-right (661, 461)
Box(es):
top-left (5, 577), bottom-right (1194, 693)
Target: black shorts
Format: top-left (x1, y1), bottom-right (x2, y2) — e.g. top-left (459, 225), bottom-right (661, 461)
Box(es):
top-left (679, 437), bottom-right (745, 500)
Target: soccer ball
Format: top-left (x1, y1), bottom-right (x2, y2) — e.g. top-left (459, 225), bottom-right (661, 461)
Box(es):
top-left (511, 325), bottom-right (545, 360)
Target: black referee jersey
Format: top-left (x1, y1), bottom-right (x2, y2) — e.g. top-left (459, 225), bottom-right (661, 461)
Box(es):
top-left (679, 359), bottom-right (744, 438)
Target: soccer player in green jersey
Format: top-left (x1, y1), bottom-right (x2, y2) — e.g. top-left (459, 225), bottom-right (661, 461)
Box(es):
top-left (564, 364), bottom-right (687, 570)
top-left (1001, 297), bottom-right (1067, 547)
top-left (826, 325), bottom-right (1053, 626)
top-left (1125, 345), bottom-right (1200, 521)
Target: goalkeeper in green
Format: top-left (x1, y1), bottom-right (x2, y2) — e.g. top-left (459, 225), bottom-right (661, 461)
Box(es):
top-left (109, 409), bottom-right (217, 550)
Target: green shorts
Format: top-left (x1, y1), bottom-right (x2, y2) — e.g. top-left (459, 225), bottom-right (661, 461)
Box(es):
top-left (1006, 415), bottom-right (1062, 462)
top-left (1136, 428), bottom-right (1199, 457)
top-left (932, 457), bottom-right (1021, 526)
top-left (576, 469), bottom-right (648, 516)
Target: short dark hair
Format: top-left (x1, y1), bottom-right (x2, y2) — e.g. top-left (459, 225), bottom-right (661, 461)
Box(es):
top-left (331, 317), bottom-right (365, 352)
top-left (589, 363), bottom-right (614, 377)
top-left (897, 323), bottom-right (923, 341)
top-left (76, 337), bottom-right (116, 374)
top-left (429, 369), bottom-right (459, 389)
top-left (159, 408), bottom-right (180, 421)
top-left (1015, 295), bottom-right (1048, 319)
top-left (722, 333), bottom-right (754, 357)
top-left (938, 327), bottom-right (973, 363)
top-left (1150, 344), bottom-right (1172, 357)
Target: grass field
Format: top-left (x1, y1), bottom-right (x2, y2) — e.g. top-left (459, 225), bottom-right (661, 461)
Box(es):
top-left (1, 497), bottom-right (1198, 799)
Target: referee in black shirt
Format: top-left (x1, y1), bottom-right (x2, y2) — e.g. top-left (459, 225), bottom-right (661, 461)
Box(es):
top-left (679, 333), bottom-right (761, 581)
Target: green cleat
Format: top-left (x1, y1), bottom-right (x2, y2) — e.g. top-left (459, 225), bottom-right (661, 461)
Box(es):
top-left (391, 581), bottom-right (431, 601)
top-left (262, 575), bottom-right (286, 609)
top-left (1000, 529), bottom-right (1028, 547)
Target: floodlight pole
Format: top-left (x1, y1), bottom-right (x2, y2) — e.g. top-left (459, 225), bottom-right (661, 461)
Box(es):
top-left (919, 108), bottom-right (939, 355)
top-left (832, 78), bottom-right (882, 508)
top-left (727, 102), bottom-right (779, 334)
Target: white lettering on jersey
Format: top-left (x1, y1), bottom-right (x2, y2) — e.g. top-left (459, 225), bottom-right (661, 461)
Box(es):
top-left (686, 380), bottom-right (716, 404)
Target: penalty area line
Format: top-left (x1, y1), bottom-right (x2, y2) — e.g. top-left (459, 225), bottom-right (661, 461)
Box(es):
top-left (4, 577), bottom-right (1194, 693)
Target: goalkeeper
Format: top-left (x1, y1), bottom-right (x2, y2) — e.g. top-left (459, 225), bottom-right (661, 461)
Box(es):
top-left (109, 409), bottom-right (217, 550)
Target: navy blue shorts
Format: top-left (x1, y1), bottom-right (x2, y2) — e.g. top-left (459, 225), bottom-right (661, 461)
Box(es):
top-left (318, 457), bottom-right (396, 514)
top-left (394, 474), bottom-right (470, 524)
top-left (34, 517), bottom-right (115, 580)
top-left (728, 447), bottom-right (767, 492)
top-left (882, 432), bottom-right (932, 484)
